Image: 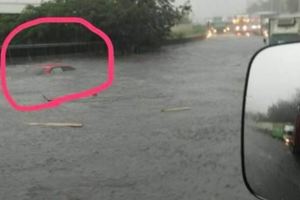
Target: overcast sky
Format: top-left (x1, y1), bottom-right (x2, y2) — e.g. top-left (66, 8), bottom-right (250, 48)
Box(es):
top-left (176, 0), bottom-right (259, 22)
top-left (247, 44), bottom-right (300, 114)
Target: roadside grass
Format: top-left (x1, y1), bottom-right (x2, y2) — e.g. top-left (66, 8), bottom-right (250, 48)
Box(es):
top-left (170, 24), bottom-right (206, 39)
top-left (255, 122), bottom-right (286, 140)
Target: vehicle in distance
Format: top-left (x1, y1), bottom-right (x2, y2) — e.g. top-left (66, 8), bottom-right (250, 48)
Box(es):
top-left (208, 17), bottom-right (230, 34)
top-left (268, 14), bottom-right (300, 45)
top-left (251, 11), bottom-right (277, 37)
top-left (283, 124), bottom-right (295, 147)
top-left (232, 15), bottom-right (251, 36)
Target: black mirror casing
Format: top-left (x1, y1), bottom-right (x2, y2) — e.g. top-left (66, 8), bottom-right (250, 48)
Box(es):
top-left (242, 45), bottom-right (271, 200)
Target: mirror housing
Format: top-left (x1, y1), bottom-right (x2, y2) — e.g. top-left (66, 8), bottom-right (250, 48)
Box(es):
top-left (242, 42), bottom-right (300, 200)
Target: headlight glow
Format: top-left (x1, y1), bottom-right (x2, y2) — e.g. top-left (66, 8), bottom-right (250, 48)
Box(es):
top-left (206, 31), bottom-right (212, 38)
top-left (263, 30), bottom-right (269, 38)
top-left (251, 25), bottom-right (257, 29)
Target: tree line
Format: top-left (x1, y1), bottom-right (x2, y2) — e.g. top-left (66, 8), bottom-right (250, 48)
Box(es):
top-left (0, 0), bottom-right (191, 53)
top-left (254, 89), bottom-right (300, 123)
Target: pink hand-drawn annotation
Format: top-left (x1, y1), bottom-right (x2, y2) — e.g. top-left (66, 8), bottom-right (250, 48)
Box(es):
top-left (0, 17), bottom-right (115, 112)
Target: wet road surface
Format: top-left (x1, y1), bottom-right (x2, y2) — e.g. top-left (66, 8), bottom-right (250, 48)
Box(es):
top-left (1, 35), bottom-right (262, 200)
top-left (245, 123), bottom-right (300, 200)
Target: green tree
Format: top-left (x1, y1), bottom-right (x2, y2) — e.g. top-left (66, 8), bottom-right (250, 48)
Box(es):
top-left (0, 0), bottom-right (191, 53)
top-left (265, 89), bottom-right (300, 123)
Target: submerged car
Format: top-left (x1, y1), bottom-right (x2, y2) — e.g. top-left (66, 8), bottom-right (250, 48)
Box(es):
top-left (37, 63), bottom-right (76, 75)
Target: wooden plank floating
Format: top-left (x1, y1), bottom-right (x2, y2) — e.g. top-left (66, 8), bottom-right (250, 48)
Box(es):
top-left (28, 122), bottom-right (83, 128)
top-left (161, 107), bottom-right (191, 113)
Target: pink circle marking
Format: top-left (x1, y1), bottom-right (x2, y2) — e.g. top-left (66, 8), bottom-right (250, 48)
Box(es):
top-left (0, 17), bottom-right (115, 112)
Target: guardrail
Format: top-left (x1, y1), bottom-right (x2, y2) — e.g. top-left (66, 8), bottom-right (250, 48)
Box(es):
top-left (164, 34), bottom-right (206, 45)
top-left (5, 42), bottom-right (101, 49)
top-left (1, 41), bottom-right (105, 58)
top-left (0, 36), bottom-right (205, 59)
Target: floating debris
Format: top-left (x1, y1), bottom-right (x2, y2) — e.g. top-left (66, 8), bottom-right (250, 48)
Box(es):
top-left (161, 107), bottom-right (191, 113)
top-left (28, 122), bottom-right (83, 128)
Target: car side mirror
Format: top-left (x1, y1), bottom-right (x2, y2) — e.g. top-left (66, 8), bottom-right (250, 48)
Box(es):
top-left (242, 43), bottom-right (300, 200)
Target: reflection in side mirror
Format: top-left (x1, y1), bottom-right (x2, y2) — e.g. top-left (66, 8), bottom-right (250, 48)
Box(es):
top-left (242, 43), bottom-right (300, 200)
